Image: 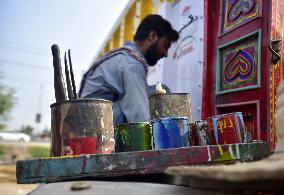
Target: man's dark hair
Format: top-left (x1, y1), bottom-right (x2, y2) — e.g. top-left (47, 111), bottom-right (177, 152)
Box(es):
top-left (134, 14), bottom-right (179, 42)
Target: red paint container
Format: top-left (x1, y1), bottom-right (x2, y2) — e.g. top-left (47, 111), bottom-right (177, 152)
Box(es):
top-left (50, 99), bottom-right (114, 156)
top-left (206, 112), bottom-right (246, 145)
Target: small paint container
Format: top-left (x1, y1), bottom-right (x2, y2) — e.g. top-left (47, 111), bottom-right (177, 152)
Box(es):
top-left (115, 122), bottom-right (153, 152)
top-left (50, 99), bottom-right (114, 156)
top-left (188, 123), bottom-right (197, 146)
top-left (206, 112), bottom-right (247, 145)
top-left (149, 93), bottom-right (193, 123)
top-left (195, 120), bottom-right (213, 146)
top-left (151, 117), bottom-right (190, 150)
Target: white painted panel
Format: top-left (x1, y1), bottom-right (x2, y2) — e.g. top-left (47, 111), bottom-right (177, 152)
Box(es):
top-left (147, 0), bottom-right (204, 121)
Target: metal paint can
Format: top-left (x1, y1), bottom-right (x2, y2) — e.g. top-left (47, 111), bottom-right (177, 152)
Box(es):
top-left (50, 99), bottom-right (114, 156)
top-left (149, 93), bottom-right (192, 123)
top-left (195, 120), bottom-right (213, 146)
top-left (151, 117), bottom-right (190, 149)
top-left (206, 112), bottom-right (247, 145)
top-left (115, 122), bottom-right (152, 152)
top-left (188, 123), bottom-right (197, 146)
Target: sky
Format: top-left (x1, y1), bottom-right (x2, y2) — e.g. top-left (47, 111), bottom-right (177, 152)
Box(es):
top-left (0, 0), bottom-right (130, 133)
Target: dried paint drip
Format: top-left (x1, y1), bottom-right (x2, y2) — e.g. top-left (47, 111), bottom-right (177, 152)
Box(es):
top-left (152, 117), bottom-right (189, 149)
top-left (115, 122), bottom-right (153, 152)
top-left (149, 93), bottom-right (192, 123)
top-left (50, 99), bottom-right (114, 156)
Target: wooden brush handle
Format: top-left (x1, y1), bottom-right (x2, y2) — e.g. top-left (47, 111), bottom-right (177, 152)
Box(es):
top-left (51, 44), bottom-right (66, 102)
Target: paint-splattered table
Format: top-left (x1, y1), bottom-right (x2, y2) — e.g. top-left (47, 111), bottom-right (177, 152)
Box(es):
top-left (17, 142), bottom-right (269, 184)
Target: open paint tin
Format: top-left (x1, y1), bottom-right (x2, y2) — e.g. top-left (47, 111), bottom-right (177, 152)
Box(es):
top-left (115, 122), bottom-right (153, 152)
top-left (149, 93), bottom-right (192, 123)
top-left (50, 99), bottom-right (114, 156)
top-left (151, 117), bottom-right (190, 150)
top-left (195, 120), bottom-right (213, 146)
top-left (206, 112), bottom-right (247, 145)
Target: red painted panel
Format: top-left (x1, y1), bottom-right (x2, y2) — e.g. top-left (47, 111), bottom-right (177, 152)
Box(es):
top-left (202, 0), bottom-right (270, 145)
top-left (202, 0), bottom-right (220, 119)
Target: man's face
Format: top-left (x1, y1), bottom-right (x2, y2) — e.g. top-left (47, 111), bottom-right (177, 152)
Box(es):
top-left (144, 37), bottom-right (171, 66)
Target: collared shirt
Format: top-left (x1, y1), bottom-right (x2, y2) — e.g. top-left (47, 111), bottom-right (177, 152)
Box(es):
top-left (79, 42), bottom-right (151, 125)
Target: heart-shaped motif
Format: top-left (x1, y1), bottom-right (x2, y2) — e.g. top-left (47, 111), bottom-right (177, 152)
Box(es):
top-left (224, 49), bottom-right (254, 83)
top-left (228, 0), bottom-right (255, 22)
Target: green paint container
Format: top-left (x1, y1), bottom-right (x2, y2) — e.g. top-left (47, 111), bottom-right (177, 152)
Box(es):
top-left (115, 122), bottom-right (153, 152)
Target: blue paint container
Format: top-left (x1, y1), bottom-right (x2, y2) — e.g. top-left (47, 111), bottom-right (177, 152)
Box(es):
top-left (152, 117), bottom-right (189, 149)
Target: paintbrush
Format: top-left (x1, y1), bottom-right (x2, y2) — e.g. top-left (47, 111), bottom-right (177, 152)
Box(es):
top-left (68, 49), bottom-right (77, 99)
top-left (51, 44), bottom-right (67, 102)
top-left (64, 52), bottom-right (73, 100)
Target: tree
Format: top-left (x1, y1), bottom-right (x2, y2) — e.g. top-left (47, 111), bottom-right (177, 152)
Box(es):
top-left (41, 126), bottom-right (51, 138)
top-left (0, 78), bottom-right (16, 130)
top-left (18, 125), bottom-right (34, 135)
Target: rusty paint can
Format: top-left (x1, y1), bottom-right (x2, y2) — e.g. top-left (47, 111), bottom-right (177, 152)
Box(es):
top-left (115, 122), bottom-right (152, 152)
top-left (188, 123), bottom-right (197, 146)
top-left (149, 93), bottom-right (192, 123)
top-left (195, 120), bottom-right (214, 146)
top-left (50, 99), bottom-right (114, 156)
top-left (206, 112), bottom-right (247, 145)
top-left (151, 117), bottom-right (190, 149)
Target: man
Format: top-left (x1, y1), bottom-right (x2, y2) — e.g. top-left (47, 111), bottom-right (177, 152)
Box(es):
top-left (79, 14), bottom-right (179, 125)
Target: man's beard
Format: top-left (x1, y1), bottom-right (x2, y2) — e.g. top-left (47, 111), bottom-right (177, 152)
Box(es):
top-left (144, 41), bottom-right (160, 66)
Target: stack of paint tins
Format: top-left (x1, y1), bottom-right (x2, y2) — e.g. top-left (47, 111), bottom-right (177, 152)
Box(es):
top-left (149, 93), bottom-right (192, 150)
top-left (115, 93), bottom-right (193, 152)
top-left (188, 112), bottom-right (248, 146)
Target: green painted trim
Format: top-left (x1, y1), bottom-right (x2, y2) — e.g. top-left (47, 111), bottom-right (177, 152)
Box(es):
top-left (216, 30), bottom-right (262, 95)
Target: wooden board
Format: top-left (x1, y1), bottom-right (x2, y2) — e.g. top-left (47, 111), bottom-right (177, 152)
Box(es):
top-left (17, 143), bottom-right (268, 184)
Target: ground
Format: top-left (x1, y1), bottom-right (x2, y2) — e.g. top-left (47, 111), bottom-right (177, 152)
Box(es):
top-left (0, 141), bottom-right (50, 194)
top-left (0, 165), bottom-right (38, 195)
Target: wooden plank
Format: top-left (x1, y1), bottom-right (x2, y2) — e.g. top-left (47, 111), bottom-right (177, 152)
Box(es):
top-left (16, 143), bottom-right (269, 184)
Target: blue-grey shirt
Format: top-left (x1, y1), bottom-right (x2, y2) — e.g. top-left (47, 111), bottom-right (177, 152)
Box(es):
top-left (80, 42), bottom-right (151, 125)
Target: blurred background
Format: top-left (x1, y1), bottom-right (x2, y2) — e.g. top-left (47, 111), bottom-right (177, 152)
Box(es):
top-left (0, 0), bottom-right (205, 193)
top-left (0, 0), bottom-right (129, 194)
